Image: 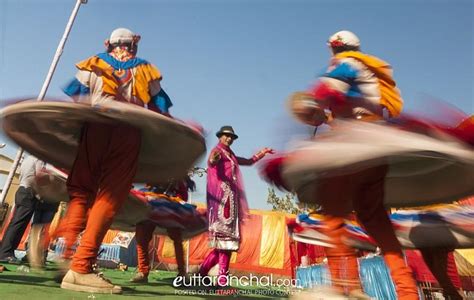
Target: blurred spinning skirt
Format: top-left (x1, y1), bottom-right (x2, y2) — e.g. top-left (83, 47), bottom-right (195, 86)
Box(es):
top-left (279, 120), bottom-right (474, 208)
top-left (112, 191), bottom-right (207, 240)
top-left (0, 100), bottom-right (206, 183)
top-left (289, 204), bottom-right (474, 250)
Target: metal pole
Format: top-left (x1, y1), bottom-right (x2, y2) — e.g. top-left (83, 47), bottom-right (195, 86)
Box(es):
top-left (185, 191), bottom-right (192, 273)
top-left (0, 0), bottom-right (87, 204)
top-left (184, 167), bottom-right (206, 274)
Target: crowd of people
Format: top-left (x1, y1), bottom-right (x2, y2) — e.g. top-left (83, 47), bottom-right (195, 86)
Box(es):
top-left (0, 27), bottom-right (471, 300)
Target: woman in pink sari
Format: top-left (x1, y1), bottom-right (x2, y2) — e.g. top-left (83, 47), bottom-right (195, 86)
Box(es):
top-left (199, 126), bottom-right (273, 285)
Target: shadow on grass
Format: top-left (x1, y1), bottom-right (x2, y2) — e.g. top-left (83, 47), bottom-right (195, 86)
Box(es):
top-left (120, 286), bottom-right (171, 296)
top-left (0, 274), bottom-right (55, 286)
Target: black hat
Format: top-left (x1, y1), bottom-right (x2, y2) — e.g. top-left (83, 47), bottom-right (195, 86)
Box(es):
top-left (216, 125), bottom-right (238, 140)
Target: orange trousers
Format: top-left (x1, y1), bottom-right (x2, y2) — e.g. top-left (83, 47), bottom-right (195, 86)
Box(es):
top-left (317, 165), bottom-right (419, 300)
top-left (320, 215), bottom-right (362, 294)
top-left (135, 221), bottom-right (156, 276)
top-left (65, 122), bottom-right (141, 274)
top-left (135, 221), bottom-right (185, 276)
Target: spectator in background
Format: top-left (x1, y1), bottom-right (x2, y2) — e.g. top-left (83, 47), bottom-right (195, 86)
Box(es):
top-left (0, 155), bottom-right (49, 263)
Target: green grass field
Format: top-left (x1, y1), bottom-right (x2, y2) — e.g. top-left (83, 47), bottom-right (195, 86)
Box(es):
top-left (0, 263), bottom-right (291, 300)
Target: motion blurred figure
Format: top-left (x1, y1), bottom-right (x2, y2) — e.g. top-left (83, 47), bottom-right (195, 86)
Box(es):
top-left (130, 178), bottom-right (194, 283)
top-left (0, 155), bottom-right (56, 264)
top-left (289, 30), bottom-right (418, 299)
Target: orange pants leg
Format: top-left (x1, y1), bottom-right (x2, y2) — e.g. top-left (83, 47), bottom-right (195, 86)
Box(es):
top-left (316, 175), bottom-right (362, 294)
top-left (320, 215), bottom-right (361, 294)
top-left (135, 221), bottom-right (156, 276)
top-left (61, 200), bottom-right (91, 259)
top-left (62, 124), bottom-right (100, 259)
top-left (69, 123), bottom-right (141, 274)
top-left (354, 166), bottom-right (419, 300)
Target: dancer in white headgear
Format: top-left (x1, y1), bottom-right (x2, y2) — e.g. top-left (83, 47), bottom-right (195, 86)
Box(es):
top-left (276, 29), bottom-right (418, 299)
top-left (57, 27), bottom-right (181, 294)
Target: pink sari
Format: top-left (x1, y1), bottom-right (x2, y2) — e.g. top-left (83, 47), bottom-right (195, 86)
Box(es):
top-left (206, 143), bottom-right (250, 250)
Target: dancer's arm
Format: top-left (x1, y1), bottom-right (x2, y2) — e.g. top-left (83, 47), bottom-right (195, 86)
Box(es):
top-left (237, 148), bottom-right (274, 166)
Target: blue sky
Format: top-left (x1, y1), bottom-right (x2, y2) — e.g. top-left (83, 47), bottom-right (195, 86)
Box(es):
top-left (0, 0), bottom-right (472, 209)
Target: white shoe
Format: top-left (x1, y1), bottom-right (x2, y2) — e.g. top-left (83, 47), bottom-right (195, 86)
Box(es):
top-left (61, 269), bottom-right (122, 294)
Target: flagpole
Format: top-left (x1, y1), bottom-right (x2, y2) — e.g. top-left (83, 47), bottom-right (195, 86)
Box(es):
top-left (185, 190), bottom-right (192, 274)
top-left (186, 167), bottom-right (207, 274)
top-left (0, 0), bottom-right (87, 205)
